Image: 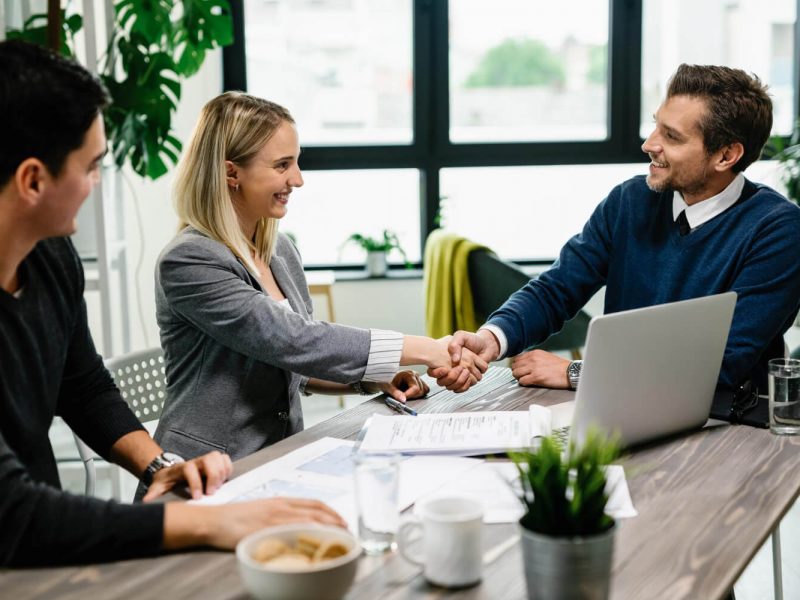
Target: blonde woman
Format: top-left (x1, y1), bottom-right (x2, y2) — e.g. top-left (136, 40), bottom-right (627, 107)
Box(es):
top-left (151, 92), bottom-right (485, 466)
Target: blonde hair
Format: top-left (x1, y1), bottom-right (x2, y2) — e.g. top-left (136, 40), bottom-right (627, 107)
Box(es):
top-left (174, 91), bottom-right (295, 275)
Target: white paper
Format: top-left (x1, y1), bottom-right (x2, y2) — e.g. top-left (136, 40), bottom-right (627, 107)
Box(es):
top-left (358, 409), bottom-right (549, 455)
top-left (190, 437), bottom-right (482, 532)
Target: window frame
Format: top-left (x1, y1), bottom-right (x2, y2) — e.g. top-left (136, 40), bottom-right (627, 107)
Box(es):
top-left (223, 0), bottom-right (800, 270)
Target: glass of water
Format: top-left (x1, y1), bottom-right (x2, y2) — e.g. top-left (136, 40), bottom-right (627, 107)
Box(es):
top-left (353, 452), bottom-right (400, 554)
top-left (768, 358), bottom-right (800, 435)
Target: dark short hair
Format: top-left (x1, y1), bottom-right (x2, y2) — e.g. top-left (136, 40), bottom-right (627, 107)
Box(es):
top-left (0, 40), bottom-right (109, 186)
top-left (666, 64), bottom-right (772, 173)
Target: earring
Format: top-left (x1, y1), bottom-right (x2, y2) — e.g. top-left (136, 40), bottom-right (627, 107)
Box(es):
top-left (233, 183), bottom-right (240, 193)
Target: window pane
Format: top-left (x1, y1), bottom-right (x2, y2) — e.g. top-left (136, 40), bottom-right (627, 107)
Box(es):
top-left (440, 165), bottom-right (648, 260)
top-left (641, 0), bottom-right (797, 137)
top-left (244, 0), bottom-right (413, 146)
top-left (440, 161), bottom-right (783, 261)
top-left (449, 0), bottom-right (610, 143)
top-left (280, 169), bottom-right (420, 265)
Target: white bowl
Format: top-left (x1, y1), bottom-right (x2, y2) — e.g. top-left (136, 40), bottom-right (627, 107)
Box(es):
top-left (236, 524), bottom-right (362, 600)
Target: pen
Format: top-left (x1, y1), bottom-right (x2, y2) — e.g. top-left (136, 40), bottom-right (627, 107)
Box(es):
top-left (384, 396), bottom-right (417, 416)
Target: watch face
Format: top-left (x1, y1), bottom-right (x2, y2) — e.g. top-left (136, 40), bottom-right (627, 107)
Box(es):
top-left (568, 362), bottom-right (581, 377)
top-left (162, 452), bottom-right (185, 464)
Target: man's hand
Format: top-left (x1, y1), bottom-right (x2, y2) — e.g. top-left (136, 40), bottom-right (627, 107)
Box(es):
top-left (510, 349), bottom-right (571, 389)
top-left (206, 498), bottom-right (347, 549)
top-left (374, 369), bottom-right (430, 403)
top-left (164, 497), bottom-right (348, 551)
top-left (448, 329), bottom-right (501, 364)
top-left (144, 450), bottom-right (233, 502)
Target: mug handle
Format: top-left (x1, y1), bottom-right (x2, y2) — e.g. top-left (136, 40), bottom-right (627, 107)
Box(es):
top-left (397, 515), bottom-right (424, 567)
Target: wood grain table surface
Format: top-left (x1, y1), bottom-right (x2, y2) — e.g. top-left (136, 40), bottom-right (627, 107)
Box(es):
top-left (3, 370), bottom-right (800, 600)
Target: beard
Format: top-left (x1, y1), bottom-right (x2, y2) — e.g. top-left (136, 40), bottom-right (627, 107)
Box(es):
top-left (646, 163), bottom-right (712, 198)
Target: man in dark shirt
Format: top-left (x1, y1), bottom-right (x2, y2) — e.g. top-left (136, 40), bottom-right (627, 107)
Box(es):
top-left (0, 41), bottom-right (344, 567)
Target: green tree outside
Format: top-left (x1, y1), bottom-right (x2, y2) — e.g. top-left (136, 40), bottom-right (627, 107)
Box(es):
top-left (465, 38), bottom-right (565, 88)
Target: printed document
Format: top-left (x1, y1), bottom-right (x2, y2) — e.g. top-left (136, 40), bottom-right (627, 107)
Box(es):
top-left (358, 406), bottom-right (552, 455)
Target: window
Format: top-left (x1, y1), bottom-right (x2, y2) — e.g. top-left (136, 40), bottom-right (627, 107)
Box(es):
top-left (227, 0), bottom-right (800, 267)
top-left (243, 0), bottom-right (413, 145)
top-left (279, 169), bottom-right (421, 265)
top-left (641, 0), bottom-right (798, 137)
top-left (449, 0), bottom-right (610, 143)
top-left (439, 164), bottom-right (645, 259)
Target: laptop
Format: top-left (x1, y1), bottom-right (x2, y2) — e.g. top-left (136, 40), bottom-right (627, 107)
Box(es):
top-left (554, 292), bottom-right (737, 449)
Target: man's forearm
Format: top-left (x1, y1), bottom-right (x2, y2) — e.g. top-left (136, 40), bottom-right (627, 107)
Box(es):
top-left (108, 430), bottom-right (162, 479)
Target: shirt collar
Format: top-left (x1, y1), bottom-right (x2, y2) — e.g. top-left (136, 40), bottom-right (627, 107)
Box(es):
top-left (672, 173), bottom-right (745, 229)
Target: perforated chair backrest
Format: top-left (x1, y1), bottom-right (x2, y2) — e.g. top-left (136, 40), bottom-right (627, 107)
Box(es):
top-left (105, 348), bottom-right (167, 423)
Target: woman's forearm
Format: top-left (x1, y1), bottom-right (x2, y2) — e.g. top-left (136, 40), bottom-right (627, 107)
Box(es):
top-left (400, 335), bottom-right (449, 369)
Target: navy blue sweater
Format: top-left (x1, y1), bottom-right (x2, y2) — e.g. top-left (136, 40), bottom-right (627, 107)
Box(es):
top-left (487, 176), bottom-right (800, 389)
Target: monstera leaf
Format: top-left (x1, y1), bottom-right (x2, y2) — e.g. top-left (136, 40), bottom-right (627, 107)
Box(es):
top-left (115, 0), bottom-right (174, 43)
top-left (174, 0), bottom-right (233, 76)
top-left (5, 1), bottom-right (233, 180)
top-left (103, 35), bottom-right (182, 179)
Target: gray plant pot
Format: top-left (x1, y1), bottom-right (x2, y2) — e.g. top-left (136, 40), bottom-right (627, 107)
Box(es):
top-left (519, 522), bottom-right (616, 600)
top-left (366, 251), bottom-right (388, 277)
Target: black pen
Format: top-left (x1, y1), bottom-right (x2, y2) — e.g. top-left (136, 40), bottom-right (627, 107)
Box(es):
top-left (384, 396), bottom-right (417, 416)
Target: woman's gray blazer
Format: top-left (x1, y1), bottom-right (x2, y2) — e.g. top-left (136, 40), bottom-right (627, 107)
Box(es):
top-left (152, 228), bottom-right (372, 461)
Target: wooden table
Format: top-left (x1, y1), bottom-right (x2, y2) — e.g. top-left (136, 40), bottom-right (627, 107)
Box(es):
top-left (4, 375), bottom-right (800, 599)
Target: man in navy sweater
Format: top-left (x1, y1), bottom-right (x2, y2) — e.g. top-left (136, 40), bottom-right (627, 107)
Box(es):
top-left (444, 64), bottom-right (800, 393)
top-left (0, 41), bottom-right (344, 567)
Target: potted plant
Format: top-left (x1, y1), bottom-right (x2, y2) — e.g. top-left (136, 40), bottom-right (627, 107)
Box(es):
top-left (342, 230), bottom-right (409, 277)
top-left (510, 431), bottom-right (620, 600)
top-left (764, 120), bottom-right (800, 206)
top-left (5, 0), bottom-right (233, 181)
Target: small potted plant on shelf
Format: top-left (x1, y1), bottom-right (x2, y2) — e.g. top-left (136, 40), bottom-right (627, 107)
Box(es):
top-left (342, 230), bottom-right (409, 277)
top-left (510, 430), bottom-right (620, 600)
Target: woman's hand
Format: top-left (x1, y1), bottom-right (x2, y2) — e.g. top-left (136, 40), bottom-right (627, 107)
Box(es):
top-left (143, 450), bottom-right (233, 502)
top-left (365, 370), bottom-right (430, 403)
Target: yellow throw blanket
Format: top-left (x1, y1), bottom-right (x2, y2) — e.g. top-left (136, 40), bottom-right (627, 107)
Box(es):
top-left (424, 230), bottom-right (488, 339)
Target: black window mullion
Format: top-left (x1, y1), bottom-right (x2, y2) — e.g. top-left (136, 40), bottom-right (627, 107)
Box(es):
top-left (609, 0), bottom-right (644, 162)
top-left (222, 0), bottom-right (247, 92)
top-left (415, 0), bottom-right (440, 256)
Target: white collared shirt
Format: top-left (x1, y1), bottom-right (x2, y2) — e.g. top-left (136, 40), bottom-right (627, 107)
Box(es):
top-left (672, 173), bottom-right (745, 231)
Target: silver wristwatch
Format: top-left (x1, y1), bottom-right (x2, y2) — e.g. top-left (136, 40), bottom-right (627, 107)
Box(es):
top-left (142, 451), bottom-right (185, 486)
top-left (567, 360), bottom-right (583, 390)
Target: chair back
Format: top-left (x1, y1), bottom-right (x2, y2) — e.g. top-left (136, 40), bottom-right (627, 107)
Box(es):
top-left (467, 249), bottom-right (590, 359)
top-left (105, 347), bottom-right (167, 423)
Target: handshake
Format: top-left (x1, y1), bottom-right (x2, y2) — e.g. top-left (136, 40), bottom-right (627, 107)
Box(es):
top-left (425, 329), bottom-right (504, 393)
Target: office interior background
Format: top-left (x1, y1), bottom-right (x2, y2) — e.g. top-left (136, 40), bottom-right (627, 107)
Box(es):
top-left (2, 1), bottom-right (799, 597)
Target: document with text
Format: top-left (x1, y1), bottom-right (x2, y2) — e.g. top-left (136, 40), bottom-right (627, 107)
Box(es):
top-left (358, 407), bottom-right (553, 455)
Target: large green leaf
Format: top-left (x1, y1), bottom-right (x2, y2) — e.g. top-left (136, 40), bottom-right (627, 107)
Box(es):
top-left (103, 36), bottom-right (183, 179)
top-left (116, 0), bottom-right (174, 44)
top-left (174, 0), bottom-right (233, 76)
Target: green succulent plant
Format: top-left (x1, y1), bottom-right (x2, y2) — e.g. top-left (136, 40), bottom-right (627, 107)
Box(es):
top-left (510, 429), bottom-right (620, 537)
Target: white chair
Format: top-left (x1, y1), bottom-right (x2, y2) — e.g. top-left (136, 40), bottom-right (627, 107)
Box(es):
top-left (72, 348), bottom-right (168, 498)
top-left (105, 347), bottom-right (168, 423)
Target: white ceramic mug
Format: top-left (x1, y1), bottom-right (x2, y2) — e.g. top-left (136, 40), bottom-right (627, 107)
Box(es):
top-left (398, 496), bottom-right (483, 588)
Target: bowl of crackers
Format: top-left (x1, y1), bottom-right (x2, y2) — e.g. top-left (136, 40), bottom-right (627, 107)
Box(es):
top-left (236, 524), bottom-right (362, 600)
